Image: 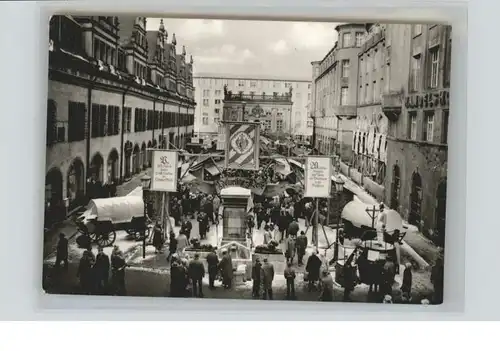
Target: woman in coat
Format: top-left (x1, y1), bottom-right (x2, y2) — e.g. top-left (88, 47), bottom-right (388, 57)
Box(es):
top-left (152, 223), bottom-right (164, 253)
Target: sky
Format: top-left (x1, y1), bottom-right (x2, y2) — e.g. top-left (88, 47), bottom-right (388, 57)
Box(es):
top-left (146, 18), bottom-right (339, 80)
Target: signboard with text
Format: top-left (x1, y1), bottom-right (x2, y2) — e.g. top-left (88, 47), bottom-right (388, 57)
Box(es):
top-left (304, 156), bottom-right (332, 198)
top-left (150, 150), bottom-right (178, 192)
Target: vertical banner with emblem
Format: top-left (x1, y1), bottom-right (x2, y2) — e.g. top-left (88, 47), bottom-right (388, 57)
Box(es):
top-left (304, 156), bottom-right (332, 198)
top-left (150, 149), bottom-right (178, 192)
top-left (224, 121), bottom-right (260, 170)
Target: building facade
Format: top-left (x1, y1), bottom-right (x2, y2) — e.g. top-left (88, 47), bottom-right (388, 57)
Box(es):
top-left (352, 23), bottom-right (390, 188)
top-left (311, 23), bottom-right (366, 159)
top-left (193, 74), bottom-right (312, 139)
top-left (382, 24), bottom-right (451, 245)
top-left (45, 16), bottom-right (195, 223)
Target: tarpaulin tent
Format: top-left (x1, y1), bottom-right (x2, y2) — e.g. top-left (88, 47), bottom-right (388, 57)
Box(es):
top-left (341, 200), bottom-right (405, 233)
top-left (85, 196), bottom-right (145, 224)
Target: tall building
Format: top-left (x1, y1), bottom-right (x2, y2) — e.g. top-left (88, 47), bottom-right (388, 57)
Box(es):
top-left (382, 24), bottom-right (451, 244)
top-left (193, 74), bottom-right (312, 140)
top-left (45, 16), bottom-right (195, 224)
top-left (311, 23), bottom-right (366, 159)
top-left (352, 23), bottom-right (390, 190)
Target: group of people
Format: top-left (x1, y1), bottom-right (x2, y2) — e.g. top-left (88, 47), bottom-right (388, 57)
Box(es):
top-left (55, 233), bottom-right (127, 295)
top-left (169, 248), bottom-right (235, 298)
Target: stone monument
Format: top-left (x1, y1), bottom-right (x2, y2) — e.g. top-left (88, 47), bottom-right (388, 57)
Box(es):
top-left (220, 186), bottom-right (251, 246)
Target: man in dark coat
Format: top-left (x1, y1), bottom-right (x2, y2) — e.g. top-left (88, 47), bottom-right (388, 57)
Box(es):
top-left (77, 250), bottom-right (94, 294)
top-left (284, 262), bottom-right (296, 300)
top-left (206, 249), bottom-right (219, 290)
top-left (170, 259), bottom-right (185, 297)
top-left (188, 253), bottom-right (205, 297)
top-left (251, 257), bottom-right (262, 298)
top-left (218, 249), bottom-right (233, 289)
top-left (306, 251), bottom-right (322, 291)
top-left (203, 197), bottom-right (214, 225)
top-left (55, 233), bottom-right (69, 270)
top-left (94, 247), bottom-right (110, 294)
top-left (261, 258), bottom-right (275, 300)
top-left (197, 211), bottom-right (209, 240)
top-left (181, 215), bottom-right (193, 240)
top-left (296, 231), bottom-right (308, 266)
top-left (110, 247), bottom-right (127, 296)
top-left (401, 262), bottom-right (413, 302)
top-left (287, 219), bottom-right (300, 238)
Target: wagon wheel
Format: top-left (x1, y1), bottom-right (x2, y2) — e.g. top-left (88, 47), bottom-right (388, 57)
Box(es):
top-left (96, 230), bottom-right (117, 247)
top-left (88, 232), bottom-right (98, 242)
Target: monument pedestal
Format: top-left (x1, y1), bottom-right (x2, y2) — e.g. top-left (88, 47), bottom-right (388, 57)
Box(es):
top-left (220, 186), bottom-right (251, 247)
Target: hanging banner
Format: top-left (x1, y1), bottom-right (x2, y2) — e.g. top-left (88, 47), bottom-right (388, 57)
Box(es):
top-left (150, 149), bottom-right (178, 192)
top-left (224, 121), bottom-right (260, 170)
top-left (304, 156), bottom-right (332, 198)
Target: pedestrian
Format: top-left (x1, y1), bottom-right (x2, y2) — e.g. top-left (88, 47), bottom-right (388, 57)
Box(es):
top-left (261, 258), bottom-right (275, 300)
top-left (284, 262), bottom-right (296, 300)
top-left (401, 262), bottom-right (413, 302)
top-left (319, 270), bottom-right (334, 302)
top-left (77, 250), bottom-right (94, 294)
top-left (197, 211), bottom-right (209, 240)
top-left (381, 256), bottom-right (396, 298)
top-left (203, 195), bottom-right (214, 225)
top-left (206, 249), bottom-right (219, 290)
top-left (305, 251), bottom-right (322, 291)
top-left (287, 218), bottom-right (300, 238)
top-left (285, 235), bottom-right (296, 265)
top-left (110, 247), bottom-right (127, 296)
top-left (252, 257), bottom-right (262, 298)
top-left (343, 261), bottom-right (357, 302)
top-left (166, 231), bottom-right (177, 262)
top-left (94, 247), bottom-right (110, 294)
top-left (218, 249), bottom-right (233, 289)
top-left (181, 215), bottom-right (192, 240)
top-left (212, 195), bottom-right (221, 224)
top-left (55, 233), bottom-right (68, 270)
top-left (188, 253), bottom-right (205, 298)
top-left (176, 230), bottom-right (189, 254)
top-left (246, 213), bottom-right (255, 237)
top-left (296, 231), bottom-right (308, 266)
top-left (152, 222), bottom-right (164, 253)
top-left (263, 225), bottom-right (272, 245)
top-left (170, 258), bottom-right (185, 297)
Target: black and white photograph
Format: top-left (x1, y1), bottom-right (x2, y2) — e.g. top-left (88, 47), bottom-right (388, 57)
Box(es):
top-left (43, 15), bottom-right (450, 305)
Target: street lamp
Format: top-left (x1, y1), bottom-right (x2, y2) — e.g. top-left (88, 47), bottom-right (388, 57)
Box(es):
top-left (333, 176), bottom-right (345, 262)
top-left (141, 174), bottom-right (151, 259)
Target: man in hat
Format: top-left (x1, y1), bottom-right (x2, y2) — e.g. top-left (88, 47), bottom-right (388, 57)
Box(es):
top-left (206, 248), bottom-right (219, 290)
top-left (261, 257), bottom-right (275, 300)
top-left (188, 253), bottom-right (205, 297)
top-left (218, 249), bottom-right (233, 289)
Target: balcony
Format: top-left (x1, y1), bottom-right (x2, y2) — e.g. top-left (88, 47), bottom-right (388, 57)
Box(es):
top-left (381, 91), bottom-right (404, 121)
top-left (224, 91), bottom-right (292, 103)
top-left (332, 105), bottom-right (357, 117)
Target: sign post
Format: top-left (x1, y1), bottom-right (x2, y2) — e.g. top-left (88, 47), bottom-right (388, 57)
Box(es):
top-left (150, 149), bottom-right (178, 253)
top-left (304, 156), bottom-right (332, 249)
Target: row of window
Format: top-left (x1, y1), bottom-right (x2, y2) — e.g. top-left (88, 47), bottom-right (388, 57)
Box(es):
top-left (407, 109), bottom-right (449, 144)
top-left (46, 99), bottom-right (194, 144)
top-left (200, 78), bottom-right (311, 90)
top-left (91, 104), bottom-right (120, 138)
top-left (410, 47), bottom-right (440, 91)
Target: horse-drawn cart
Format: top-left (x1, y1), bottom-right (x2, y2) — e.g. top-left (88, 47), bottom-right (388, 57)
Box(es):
top-left (76, 195), bottom-right (146, 247)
